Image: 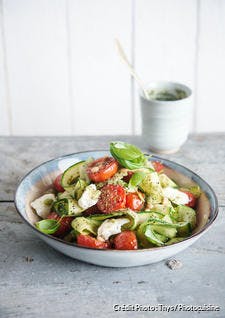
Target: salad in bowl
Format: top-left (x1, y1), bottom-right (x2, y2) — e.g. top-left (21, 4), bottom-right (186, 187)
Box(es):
top-left (30, 142), bottom-right (201, 250)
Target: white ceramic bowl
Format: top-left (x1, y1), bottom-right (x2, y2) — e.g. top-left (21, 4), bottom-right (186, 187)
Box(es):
top-left (15, 151), bottom-right (218, 267)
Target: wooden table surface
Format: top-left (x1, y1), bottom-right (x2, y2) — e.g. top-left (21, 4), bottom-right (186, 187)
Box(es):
top-left (0, 134), bottom-right (224, 318)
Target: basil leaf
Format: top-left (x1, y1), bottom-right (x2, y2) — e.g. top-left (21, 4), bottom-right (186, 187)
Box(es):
top-left (36, 219), bottom-right (60, 234)
top-left (110, 141), bottom-right (149, 170)
top-left (110, 141), bottom-right (143, 160)
top-left (129, 171), bottom-right (146, 189)
top-left (114, 156), bottom-right (147, 170)
top-left (122, 157), bottom-right (146, 170)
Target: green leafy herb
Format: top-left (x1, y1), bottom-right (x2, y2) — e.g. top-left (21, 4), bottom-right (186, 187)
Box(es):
top-left (36, 219), bottom-right (60, 234)
top-left (110, 141), bottom-right (148, 170)
top-left (128, 171), bottom-right (146, 191)
top-left (110, 141), bottom-right (143, 160)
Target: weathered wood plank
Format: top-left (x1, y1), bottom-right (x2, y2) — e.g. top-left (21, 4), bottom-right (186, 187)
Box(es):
top-left (0, 134), bottom-right (224, 205)
top-left (0, 203), bottom-right (224, 317)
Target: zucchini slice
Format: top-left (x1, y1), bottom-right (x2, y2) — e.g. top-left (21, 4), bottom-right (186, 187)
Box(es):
top-left (137, 211), bottom-right (164, 225)
top-left (176, 205), bottom-right (197, 236)
top-left (74, 178), bottom-right (88, 200)
top-left (145, 225), bottom-right (166, 246)
top-left (152, 215), bottom-right (177, 239)
top-left (61, 161), bottom-right (85, 188)
top-left (176, 205), bottom-right (197, 228)
top-left (159, 173), bottom-right (177, 188)
top-left (165, 237), bottom-right (185, 245)
top-left (57, 191), bottom-right (72, 200)
top-left (122, 210), bottom-right (140, 230)
top-left (153, 225), bottom-right (177, 239)
top-left (88, 212), bottom-right (124, 221)
top-left (137, 223), bottom-right (153, 248)
top-left (72, 217), bottom-right (101, 235)
top-left (53, 198), bottom-right (82, 216)
top-left (177, 223), bottom-right (192, 236)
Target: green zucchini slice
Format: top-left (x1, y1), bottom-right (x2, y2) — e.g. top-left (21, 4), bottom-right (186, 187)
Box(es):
top-left (176, 205), bottom-right (197, 236)
top-left (88, 212), bottom-right (124, 221)
top-left (61, 161), bottom-right (85, 188)
top-left (53, 198), bottom-right (82, 216)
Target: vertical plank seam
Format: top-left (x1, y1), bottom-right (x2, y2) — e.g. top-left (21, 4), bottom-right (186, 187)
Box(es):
top-left (193, 0), bottom-right (201, 132)
top-left (65, 0), bottom-right (74, 135)
top-left (0, 0), bottom-right (12, 135)
top-left (131, 0), bottom-right (136, 135)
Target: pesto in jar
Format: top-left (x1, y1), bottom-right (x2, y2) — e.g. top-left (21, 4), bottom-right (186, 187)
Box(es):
top-left (147, 89), bottom-right (187, 101)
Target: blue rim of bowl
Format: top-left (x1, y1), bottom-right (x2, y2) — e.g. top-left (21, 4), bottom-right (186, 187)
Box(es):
top-left (14, 149), bottom-right (219, 253)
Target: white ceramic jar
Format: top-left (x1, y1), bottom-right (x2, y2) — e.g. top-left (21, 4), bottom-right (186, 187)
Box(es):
top-left (140, 81), bottom-right (192, 154)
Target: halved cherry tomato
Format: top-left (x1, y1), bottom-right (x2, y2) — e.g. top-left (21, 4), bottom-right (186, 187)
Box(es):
top-left (77, 234), bottom-right (109, 249)
top-left (47, 212), bottom-right (73, 237)
top-left (182, 191), bottom-right (197, 208)
top-left (113, 231), bottom-right (138, 250)
top-left (97, 184), bottom-right (126, 213)
top-left (53, 174), bottom-right (64, 192)
top-left (86, 157), bottom-right (118, 182)
top-left (126, 192), bottom-right (145, 211)
top-left (152, 161), bottom-right (164, 173)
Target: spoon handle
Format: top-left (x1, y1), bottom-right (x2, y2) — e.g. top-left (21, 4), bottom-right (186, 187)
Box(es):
top-left (115, 39), bottom-right (149, 100)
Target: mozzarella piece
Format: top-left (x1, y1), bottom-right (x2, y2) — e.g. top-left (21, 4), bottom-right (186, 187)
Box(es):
top-left (78, 184), bottom-right (100, 210)
top-left (31, 193), bottom-right (56, 219)
top-left (163, 187), bottom-right (189, 205)
top-left (97, 218), bottom-right (130, 241)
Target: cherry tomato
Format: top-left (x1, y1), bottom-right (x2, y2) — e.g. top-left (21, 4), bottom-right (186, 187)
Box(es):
top-left (47, 212), bottom-right (73, 237)
top-left (97, 184), bottom-right (126, 213)
top-left (122, 171), bottom-right (134, 183)
top-left (152, 161), bottom-right (164, 173)
top-left (86, 157), bottom-right (118, 182)
top-left (53, 174), bottom-right (64, 192)
top-left (77, 234), bottom-right (109, 249)
top-left (182, 191), bottom-right (197, 208)
top-left (126, 192), bottom-right (145, 211)
top-left (113, 231), bottom-right (138, 250)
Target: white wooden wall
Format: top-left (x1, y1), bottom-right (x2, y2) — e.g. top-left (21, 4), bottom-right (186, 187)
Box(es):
top-left (0, 0), bottom-right (224, 136)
